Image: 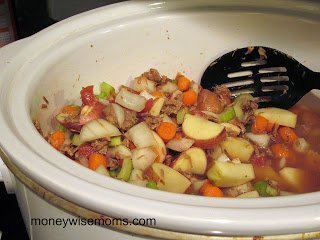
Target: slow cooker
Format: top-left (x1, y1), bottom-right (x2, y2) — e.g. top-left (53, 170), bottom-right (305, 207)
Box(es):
top-left (0, 1), bottom-right (320, 239)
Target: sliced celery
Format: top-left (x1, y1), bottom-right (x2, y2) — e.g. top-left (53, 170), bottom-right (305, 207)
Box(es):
top-left (98, 82), bottom-right (115, 99)
top-left (254, 180), bottom-right (279, 197)
top-left (218, 106), bottom-right (236, 122)
top-left (109, 168), bottom-right (121, 178)
top-left (95, 165), bottom-right (110, 177)
top-left (254, 180), bottom-right (268, 196)
top-left (57, 124), bottom-right (66, 132)
top-left (171, 79), bottom-right (177, 84)
top-left (146, 181), bottom-right (158, 189)
top-left (176, 107), bottom-right (189, 124)
top-left (265, 185), bottom-right (279, 196)
top-left (72, 134), bottom-right (83, 146)
top-left (233, 94), bottom-right (254, 121)
top-left (233, 102), bottom-right (244, 121)
top-left (109, 136), bottom-right (122, 147)
top-left (117, 158), bottom-right (133, 182)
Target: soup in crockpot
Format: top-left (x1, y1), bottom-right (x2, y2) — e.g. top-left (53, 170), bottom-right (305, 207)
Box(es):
top-left (35, 69), bottom-right (320, 197)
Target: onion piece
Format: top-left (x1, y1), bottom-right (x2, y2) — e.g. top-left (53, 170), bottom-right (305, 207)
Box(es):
top-left (280, 191), bottom-right (294, 196)
top-left (216, 153), bottom-right (231, 162)
top-left (149, 97), bottom-right (165, 116)
top-left (115, 88), bottom-right (147, 112)
top-left (139, 90), bottom-right (155, 100)
top-left (78, 157), bottom-right (89, 167)
top-left (166, 138), bottom-right (195, 152)
top-left (158, 81), bottom-right (178, 93)
top-left (132, 147), bottom-right (157, 171)
top-left (127, 122), bottom-right (157, 148)
top-left (151, 131), bottom-right (166, 163)
top-left (171, 90), bottom-right (182, 99)
top-left (163, 114), bottom-right (176, 126)
top-left (111, 103), bottom-right (125, 127)
top-left (95, 165), bottom-right (110, 176)
top-left (133, 76), bottom-right (156, 93)
top-left (191, 179), bottom-right (207, 194)
top-left (201, 111), bottom-right (219, 122)
top-left (79, 118), bottom-right (121, 142)
top-left (245, 133), bottom-right (270, 148)
top-left (293, 138), bottom-right (310, 153)
top-left (190, 82), bottom-right (200, 94)
top-left (220, 123), bottom-right (241, 136)
top-left (109, 145), bottom-right (132, 159)
top-left (279, 157), bottom-right (287, 170)
top-left (129, 169), bottom-right (148, 187)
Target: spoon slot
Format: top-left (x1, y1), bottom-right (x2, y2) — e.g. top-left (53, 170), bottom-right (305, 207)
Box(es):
top-left (258, 67), bottom-right (287, 73)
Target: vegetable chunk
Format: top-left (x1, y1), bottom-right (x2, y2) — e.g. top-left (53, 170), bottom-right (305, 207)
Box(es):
top-left (207, 161), bottom-right (255, 187)
top-left (254, 107), bottom-right (297, 128)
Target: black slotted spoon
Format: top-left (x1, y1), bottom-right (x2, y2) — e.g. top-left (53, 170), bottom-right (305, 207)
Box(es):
top-left (201, 46), bottom-right (319, 109)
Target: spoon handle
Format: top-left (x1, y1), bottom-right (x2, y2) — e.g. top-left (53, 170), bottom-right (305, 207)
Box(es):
top-left (300, 69), bottom-right (320, 91)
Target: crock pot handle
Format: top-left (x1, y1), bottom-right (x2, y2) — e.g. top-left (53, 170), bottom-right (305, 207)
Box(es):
top-left (0, 157), bottom-right (16, 194)
top-left (0, 39), bottom-right (31, 194)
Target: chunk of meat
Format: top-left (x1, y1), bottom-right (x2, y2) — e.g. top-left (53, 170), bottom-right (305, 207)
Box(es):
top-left (161, 98), bottom-right (182, 115)
top-left (121, 108), bottom-right (139, 130)
top-left (142, 68), bottom-right (168, 85)
top-left (143, 114), bottom-right (164, 130)
top-left (103, 104), bottom-right (118, 126)
top-left (197, 89), bottom-right (223, 114)
top-left (214, 85), bottom-right (232, 108)
top-left (60, 144), bottom-right (78, 159)
top-left (242, 100), bottom-right (258, 125)
top-left (91, 139), bottom-right (109, 152)
top-left (107, 157), bottom-right (120, 170)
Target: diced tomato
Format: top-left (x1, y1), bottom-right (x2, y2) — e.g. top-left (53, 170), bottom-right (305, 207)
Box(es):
top-left (79, 102), bottom-right (104, 125)
top-left (251, 155), bottom-right (267, 166)
top-left (128, 141), bottom-right (136, 150)
top-left (62, 121), bottom-right (82, 132)
top-left (77, 144), bottom-right (95, 158)
top-left (140, 98), bottom-right (154, 113)
top-left (80, 86), bottom-right (97, 106)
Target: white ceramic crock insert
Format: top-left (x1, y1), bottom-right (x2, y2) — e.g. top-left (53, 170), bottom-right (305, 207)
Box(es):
top-left (1, 0), bottom-right (320, 237)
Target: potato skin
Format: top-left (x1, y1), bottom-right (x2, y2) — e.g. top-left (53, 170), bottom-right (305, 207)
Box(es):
top-left (197, 89), bottom-right (223, 114)
top-left (192, 129), bottom-right (226, 149)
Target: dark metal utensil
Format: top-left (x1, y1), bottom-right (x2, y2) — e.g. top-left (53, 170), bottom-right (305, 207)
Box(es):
top-left (201, 46), bottom-right (319, 109)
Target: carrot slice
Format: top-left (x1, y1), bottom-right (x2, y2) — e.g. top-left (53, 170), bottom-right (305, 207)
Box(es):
top-left (177, 75), bottom-right (191, 91)
top-left (278, 126), bottom-right (298, 144)
top-left (88, 153), bottom-right (107, 170)
top-left (200, 181), bottom-right (224, 197)
top-left (156, 122), bottom-right (177, 141)
top-left (174, 132), bottom-right (183, 140)
top-left (266, 121), bottom-right (275, 132)
top-left (182, 90), bottom-right (197, 105)
top-left (50, 130), bottom-right (65, 149)
top-left (152, 91), bottom-right (164, 98)
top-left (61, 105), bottom-right (80, 116)
top-left (252, 115), bottom-right (269, 134)
top-left (271, 143), bottom-right (290, 159)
